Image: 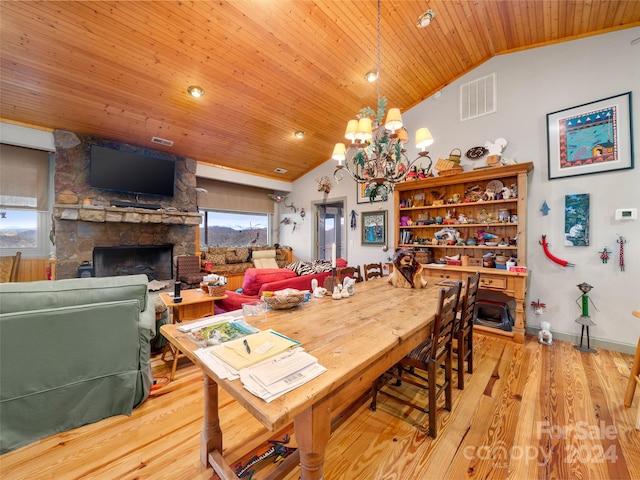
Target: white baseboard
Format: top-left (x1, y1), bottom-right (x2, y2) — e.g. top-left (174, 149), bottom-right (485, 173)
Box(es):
top-left (526, 326), bottom-right (637, 355)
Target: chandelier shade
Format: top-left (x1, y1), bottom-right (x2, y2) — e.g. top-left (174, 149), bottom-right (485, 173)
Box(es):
top-left (332, 0), bottom-right (433, 202)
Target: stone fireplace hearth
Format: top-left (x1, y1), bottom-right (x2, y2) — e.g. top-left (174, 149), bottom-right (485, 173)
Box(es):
top-left (52, 130), bottom-right (201, 280)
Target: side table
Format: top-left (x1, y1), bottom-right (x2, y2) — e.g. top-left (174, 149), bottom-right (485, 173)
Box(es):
top-left (159, 289), bottom-right (227, 380)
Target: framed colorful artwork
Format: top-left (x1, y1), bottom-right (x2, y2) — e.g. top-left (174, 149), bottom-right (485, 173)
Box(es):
top-left (546, 92), bottom-right (633, 180)
top-left (361, 210), bottom-right (387, 245)
top-left (356, 182), bottom-right (385, 204)
top-left (564, 194), bottom-right (589, 247)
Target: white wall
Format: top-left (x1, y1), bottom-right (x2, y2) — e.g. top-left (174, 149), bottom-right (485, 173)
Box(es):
top-left (285, 28), bottom-right (640, 351)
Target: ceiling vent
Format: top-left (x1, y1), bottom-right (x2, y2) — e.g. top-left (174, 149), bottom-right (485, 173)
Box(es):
top-left (274, 168), bottom-right (288, 174)
top-left (460, 73), bottom-right (497, 122)
top-left (151, 136), bottom-right (174, 147)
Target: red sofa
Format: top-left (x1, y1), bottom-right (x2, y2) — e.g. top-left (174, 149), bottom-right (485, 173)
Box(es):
top-left (216, 259), bottom-right (347, 313)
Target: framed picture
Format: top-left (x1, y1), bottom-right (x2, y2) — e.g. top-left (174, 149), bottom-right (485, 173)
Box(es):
top-left (361, 210), bottom-right (387, 245)
top-left (564, 194), bottom-right (589, 246)
top-left (356, 182), bottom-right (385, 204)
top-left (546, 92), bottom-right (633, 180)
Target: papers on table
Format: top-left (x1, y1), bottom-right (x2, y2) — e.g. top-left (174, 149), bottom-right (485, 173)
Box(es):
top-left (210, 329), bottom-right (300, 371)
top-left (241, 348), bottom-right (326, 403)
top-left (192, 328), bottom-right (326, 402)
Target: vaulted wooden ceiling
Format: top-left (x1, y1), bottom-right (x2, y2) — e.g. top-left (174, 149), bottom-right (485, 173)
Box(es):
top-left (1, 1), bottom-right (639, 183)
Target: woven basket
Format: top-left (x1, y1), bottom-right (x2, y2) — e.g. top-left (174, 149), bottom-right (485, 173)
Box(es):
top-left (438, 165), bottom-right (464, 176)
top-left (262, 293), bottom-right (305, 310)
top-left (435, 158), bottom-right (456, 171)
top-left (448, 148), bottom-right (462, 164)
top-left (200, 282), bottom-right (226, 297)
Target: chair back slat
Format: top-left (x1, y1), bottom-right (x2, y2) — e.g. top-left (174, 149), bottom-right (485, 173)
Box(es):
top-left (456, 272), bottom-right (481, 335)
top-left (363, 263), bottom-right (383, 281)
top-left (431, 282), bottom-right (462, 360)
top-left (338, 265), bottom-right (363, 283)
top-left (0, 251), bottom-right (21, 283)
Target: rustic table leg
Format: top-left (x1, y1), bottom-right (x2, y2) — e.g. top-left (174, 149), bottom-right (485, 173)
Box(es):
top-left (294, 397), bottom-right (332, 480)
top-left (200, 373), bottom-right (222, 466)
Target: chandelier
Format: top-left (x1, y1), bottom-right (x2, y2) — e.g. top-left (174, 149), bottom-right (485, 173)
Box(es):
top-left (331, 0), bottom-right (434, 202)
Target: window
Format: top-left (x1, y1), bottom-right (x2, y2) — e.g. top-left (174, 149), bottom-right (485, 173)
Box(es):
top-left (200, 210), bottom-right (272, 248)
top-left (0, 144), bottom-right (53, 256)
top-left (196, 177), bottom-right (278, 249)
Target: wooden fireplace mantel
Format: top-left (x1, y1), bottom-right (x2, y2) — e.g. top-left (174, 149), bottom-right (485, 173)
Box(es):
top-left (53, 204), bottom-right (203, 226)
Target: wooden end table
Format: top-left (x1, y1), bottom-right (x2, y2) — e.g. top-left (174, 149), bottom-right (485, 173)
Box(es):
top-left (160, 289), bottom-right (227, 380)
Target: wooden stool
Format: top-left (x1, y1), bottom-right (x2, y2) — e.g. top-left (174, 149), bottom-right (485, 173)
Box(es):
top-left (623, 311), bottom-right (640, 415)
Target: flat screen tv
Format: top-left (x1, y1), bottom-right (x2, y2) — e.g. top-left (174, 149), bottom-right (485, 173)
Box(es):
top-left (90, 145), bottom-right (175, 197)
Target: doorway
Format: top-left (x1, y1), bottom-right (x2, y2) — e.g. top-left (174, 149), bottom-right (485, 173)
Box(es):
top-left (314, 200), bottom-right (345, 262)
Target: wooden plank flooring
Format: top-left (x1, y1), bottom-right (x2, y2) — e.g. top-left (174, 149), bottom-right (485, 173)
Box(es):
top-left (2, 334), bottom-right (639, 479)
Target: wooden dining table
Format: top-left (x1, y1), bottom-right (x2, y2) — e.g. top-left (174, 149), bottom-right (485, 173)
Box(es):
top-left (160, 276), bottom-right (445, 480)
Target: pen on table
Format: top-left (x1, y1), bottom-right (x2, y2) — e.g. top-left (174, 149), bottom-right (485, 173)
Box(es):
top-left (243, 338), bottom-right (251, 354)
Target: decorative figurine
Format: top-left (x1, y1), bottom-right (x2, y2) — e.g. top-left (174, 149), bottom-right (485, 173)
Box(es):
top-left (598, 246), bottom-right (611, 264)
top-left (618, 235), bottom-right (626, 271)
top-left (538, 320), bottom-right (553, 346)
top-left (343, 276), bottom-right (356, 296)
top-left (574, 282), bottom-right (599, 353)
top-left (234, 434), bottom-right (296, 479)
top-left (388, 248), bottom-right (428, 289)
top-left (332, 284), bottom-right (343, 300)
top-left (540, 201), bottom-right (550, 216)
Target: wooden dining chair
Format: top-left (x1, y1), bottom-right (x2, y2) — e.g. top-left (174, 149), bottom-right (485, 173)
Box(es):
top-left (370, 281), bottom-right (462, 438)
top-left (363, 262), bottom-right (383, 281)
top-left (337, 265), bottom-right (363, 283)
top-left (452, 272), bottom-right (481, 390)
top-left (0, 251), bottom-right (21, 283)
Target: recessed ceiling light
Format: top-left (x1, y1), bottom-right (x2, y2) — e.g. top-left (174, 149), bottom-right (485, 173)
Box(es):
top-left (364, 70), bottom-right (378, 82)
top-left (416, 9), bottom-right (436, 28)
top-left (187, 85), bottom-right (205, 98)
top-left (274, 167), bottom-right (288, 174)
top-left (294, 130), bottom-right (305, 139)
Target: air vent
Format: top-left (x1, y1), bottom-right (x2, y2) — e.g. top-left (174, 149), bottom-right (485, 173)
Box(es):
top-left (151, 136), bottom-right (174, 147)
top-left (274, 168), bottom-right (288, 174)
top-left (460, 73), bottom-right (497, 121)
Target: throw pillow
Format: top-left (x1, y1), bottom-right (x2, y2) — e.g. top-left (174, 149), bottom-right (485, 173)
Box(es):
top-left (286, 261), bottom-right (316, 276)
top-left (252, 249), bottom-right (276, 260)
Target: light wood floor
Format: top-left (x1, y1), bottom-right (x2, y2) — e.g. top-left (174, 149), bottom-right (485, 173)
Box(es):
top-left (2, 333), bottom-right (639, 479)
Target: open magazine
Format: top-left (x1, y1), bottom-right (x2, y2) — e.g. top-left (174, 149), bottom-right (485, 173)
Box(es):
top-left (184, 319), bottom-right (259, 348)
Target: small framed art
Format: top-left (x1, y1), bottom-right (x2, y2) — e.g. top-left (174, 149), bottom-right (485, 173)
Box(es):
top-left (361, 210), bottom-right (387, 245)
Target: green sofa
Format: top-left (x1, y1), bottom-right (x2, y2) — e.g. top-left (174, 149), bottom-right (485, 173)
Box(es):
top-left (0, 274), bottom-right (155, 454)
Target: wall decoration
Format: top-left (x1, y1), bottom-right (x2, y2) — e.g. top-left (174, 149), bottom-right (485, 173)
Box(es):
top-left (618, 235), bottom-right (626, 271)
top-left (540, 235), bottom-right (575, 267)
top-left (546, 92), bottom-right (633, 180)
top-left (564, 194), bottom-right (589, 246)
top-left (361, 210), bottom-right (387, 245)
top-left (357, 182), bottom-right (385, 204)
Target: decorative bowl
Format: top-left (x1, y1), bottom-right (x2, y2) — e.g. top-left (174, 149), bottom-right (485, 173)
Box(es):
top-left (261, 292), bottom-right (305, 310)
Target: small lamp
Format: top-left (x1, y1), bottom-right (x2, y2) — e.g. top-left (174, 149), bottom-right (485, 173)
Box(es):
top-left (384, 108), bottom-right (404, 133)
top-left (415, 127), bottom-right (434, 151)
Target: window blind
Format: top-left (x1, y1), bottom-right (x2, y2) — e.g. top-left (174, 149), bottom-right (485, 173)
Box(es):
top-left (0, 144), bottom-right (50, 210)
top-left (196, 178), bottom-right (274, 213)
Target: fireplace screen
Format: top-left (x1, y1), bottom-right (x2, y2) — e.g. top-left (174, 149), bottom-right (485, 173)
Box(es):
top-left (93, 245), bottom-right (173, 281)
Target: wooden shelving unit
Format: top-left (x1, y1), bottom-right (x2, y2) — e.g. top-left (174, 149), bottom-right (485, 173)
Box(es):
top-left (393, 162), bottom-right (534, 343)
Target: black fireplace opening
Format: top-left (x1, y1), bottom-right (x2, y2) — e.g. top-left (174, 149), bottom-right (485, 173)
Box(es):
top-left (93, 245), bottom-right (174, 281)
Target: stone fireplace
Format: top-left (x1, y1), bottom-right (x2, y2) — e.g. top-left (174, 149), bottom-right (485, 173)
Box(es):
top-left (93, 245), bottom-right (174, 280)
top-left (52, 130), bottom-right (201, 280)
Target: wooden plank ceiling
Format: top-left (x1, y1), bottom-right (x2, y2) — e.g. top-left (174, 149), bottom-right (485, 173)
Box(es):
top-left (1, 1), bottom-right (639, 183)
